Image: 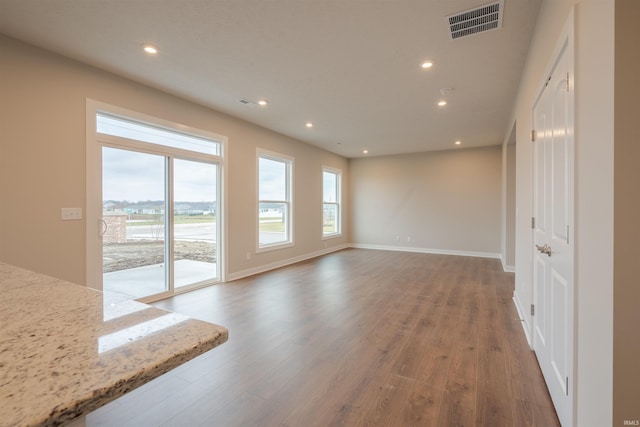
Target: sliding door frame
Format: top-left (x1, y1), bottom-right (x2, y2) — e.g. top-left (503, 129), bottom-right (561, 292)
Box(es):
top-left (86, 99), bottom-right (227, 299)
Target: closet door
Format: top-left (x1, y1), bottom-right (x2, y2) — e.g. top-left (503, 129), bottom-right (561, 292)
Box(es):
top-left (532, 39), bottom-right (574, 427)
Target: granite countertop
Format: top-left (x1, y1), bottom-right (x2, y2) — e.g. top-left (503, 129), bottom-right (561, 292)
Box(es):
top-left (0, 262), bottom-right (228, 427)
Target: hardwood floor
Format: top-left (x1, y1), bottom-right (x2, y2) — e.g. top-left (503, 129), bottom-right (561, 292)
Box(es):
top-left (88, 249), bottom-right (559, 427)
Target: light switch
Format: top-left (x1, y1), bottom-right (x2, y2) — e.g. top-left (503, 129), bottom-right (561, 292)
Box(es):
top-left (61, 208), bottom-right (82, 221)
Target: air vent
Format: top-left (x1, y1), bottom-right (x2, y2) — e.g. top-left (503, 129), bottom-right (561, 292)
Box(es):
top-left (446, 0), bottom-right (504, 40)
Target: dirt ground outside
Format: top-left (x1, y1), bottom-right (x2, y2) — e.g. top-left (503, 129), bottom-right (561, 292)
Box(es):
top-left (103, 240), bottom-right (216, 273)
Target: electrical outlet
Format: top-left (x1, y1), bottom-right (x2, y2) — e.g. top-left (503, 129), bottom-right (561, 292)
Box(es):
top-left (246, 252), bottom-right (251, 260)
top-left (61, 208), bottom-right (82, 221)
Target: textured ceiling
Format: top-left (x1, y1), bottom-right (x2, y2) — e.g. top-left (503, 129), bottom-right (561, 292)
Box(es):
top-left (0, 0), bottom-right (541, 158)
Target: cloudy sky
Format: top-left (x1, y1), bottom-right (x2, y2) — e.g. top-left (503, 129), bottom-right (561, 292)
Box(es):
top-left (259, 157), bottom-right (287, 201)
top-left (323, 170), bottom-right (337, 202)
top-left (102, 147), bottom-right (217, 202)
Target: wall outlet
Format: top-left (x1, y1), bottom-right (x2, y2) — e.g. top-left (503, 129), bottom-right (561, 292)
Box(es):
top-left (407, 236), bottom-right (412, 242)
top-left (246, 252), bottom-right (251, 260)
top-left (61, 208), bottom-right (82, 221)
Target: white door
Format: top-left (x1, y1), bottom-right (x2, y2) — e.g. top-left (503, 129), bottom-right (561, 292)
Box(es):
top-left (532, 40), bottom-right (574, 426)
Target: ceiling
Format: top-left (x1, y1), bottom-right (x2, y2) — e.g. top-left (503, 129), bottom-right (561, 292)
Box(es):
top-left (0, 0), bottom-right (541, 158)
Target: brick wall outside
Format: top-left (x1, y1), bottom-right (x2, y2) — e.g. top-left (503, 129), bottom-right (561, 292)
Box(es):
top-left (103, 212), bottom-right (128, 244)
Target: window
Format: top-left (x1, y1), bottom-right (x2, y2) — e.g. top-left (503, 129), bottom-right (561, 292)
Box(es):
top-left (258, 151), bottom-right (293, 249)
top-left (97, 113), bottom-right (219, 155)
top-left (323, 167), bottom-right (341, 237)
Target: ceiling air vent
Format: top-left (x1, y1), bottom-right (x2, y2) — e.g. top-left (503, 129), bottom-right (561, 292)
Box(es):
top-left (446, 0), bottom-right (504, 40)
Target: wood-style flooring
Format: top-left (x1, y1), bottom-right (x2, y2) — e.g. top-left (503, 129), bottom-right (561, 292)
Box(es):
top-left (88, 249), bottom-right (559, 427)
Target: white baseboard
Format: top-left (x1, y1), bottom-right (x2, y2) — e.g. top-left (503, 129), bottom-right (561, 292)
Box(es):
top-left (349, 243), bottom-right (501, 260)
top-left (228, 243), bottom-right (503, 284)
top-left (500, 256), bottom-right (515, 273)
top-left (226, 244), bottom-right (350, 282)
top-left (513, 290), bottom-right (532, 348)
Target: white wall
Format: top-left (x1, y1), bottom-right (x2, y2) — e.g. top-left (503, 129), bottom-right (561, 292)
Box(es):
top-left (0, 35), bottom-right (349, 284)
top-left (507, 0), bottom-right (614, 425)
top-left (350, 146), bottom-right (502, 257)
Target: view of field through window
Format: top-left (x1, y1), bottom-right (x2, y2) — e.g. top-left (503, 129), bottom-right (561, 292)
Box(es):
top-left (258, 154), bottom-right (291, 247)
top-left (323, 169), bottom-right (340, 235)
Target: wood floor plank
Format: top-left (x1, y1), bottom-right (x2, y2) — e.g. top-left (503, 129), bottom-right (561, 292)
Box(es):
top-left (475, 285), bottom-right (516, 427)
top-left (437, 341), bottom-right (479, 427)
top-left (436, 279), bottom-right (480, 427)
top-left (87, 249), bottom-right (559, 426)
top-left (337, 374), bottom-right (442, 426)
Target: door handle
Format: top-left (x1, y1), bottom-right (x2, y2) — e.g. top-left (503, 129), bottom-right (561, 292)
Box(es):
top-left (535, 244), bottom-right (552, 257)
top-left (99, 219), bottom-right (108, 236)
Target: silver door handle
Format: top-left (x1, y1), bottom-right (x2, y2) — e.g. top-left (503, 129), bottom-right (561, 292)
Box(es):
top-left (99, 219), bottom-right (108, 236)
top-left (535, 244), bottom-right (552, 257)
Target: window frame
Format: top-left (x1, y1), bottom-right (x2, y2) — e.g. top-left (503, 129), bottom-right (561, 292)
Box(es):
top-left (256, 149), bottom-right (294, 252)
top-left (322, 166), bottom-right (342, 238)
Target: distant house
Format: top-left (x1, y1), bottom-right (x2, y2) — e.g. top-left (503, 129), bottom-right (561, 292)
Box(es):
top-left (103, 201), bottom-right (117, 212)
top-left (259, 207), bottom-right (284, 220)
top-left (175, 204), bottom-right (207, 215)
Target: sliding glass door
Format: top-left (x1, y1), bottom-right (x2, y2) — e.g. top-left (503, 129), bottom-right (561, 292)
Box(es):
top-left (89, 105), bottom-right (224, 301)
top-left (173, 159), bottom-right (218, 288)
top-left (101, 148), bottom-right (219, 300)
top-left (102, 148), bottom-right (169, 299)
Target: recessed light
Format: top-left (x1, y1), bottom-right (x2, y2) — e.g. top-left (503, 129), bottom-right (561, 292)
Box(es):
top-left (438, 100), bottom-right (447, 107)
top-left (143, 45), bottom-right (158, 54)
top-left (305, 122), bottom-right (313, 128)
top-left (363, 149), bottom-right (369, 154)
top-left (421, 61), bottom-right (434, 69)
top-left (455, 140), bottom-right (462, 145)
top-left (257, 99), bottom-right (268, 106)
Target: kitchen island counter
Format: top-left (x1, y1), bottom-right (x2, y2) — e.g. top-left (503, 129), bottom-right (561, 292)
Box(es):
top-left (0, 262), bottom-right (228, 427)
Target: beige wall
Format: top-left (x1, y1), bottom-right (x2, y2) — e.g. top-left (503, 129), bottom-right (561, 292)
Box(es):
top-left (508, 0), bottom-right (616, 425)
top-left (350, 146), bottom-right (501, 256)
top-left (614, 1), bottom-right (640, 423)
top-left (0, 35), bottom-right (349, 284)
